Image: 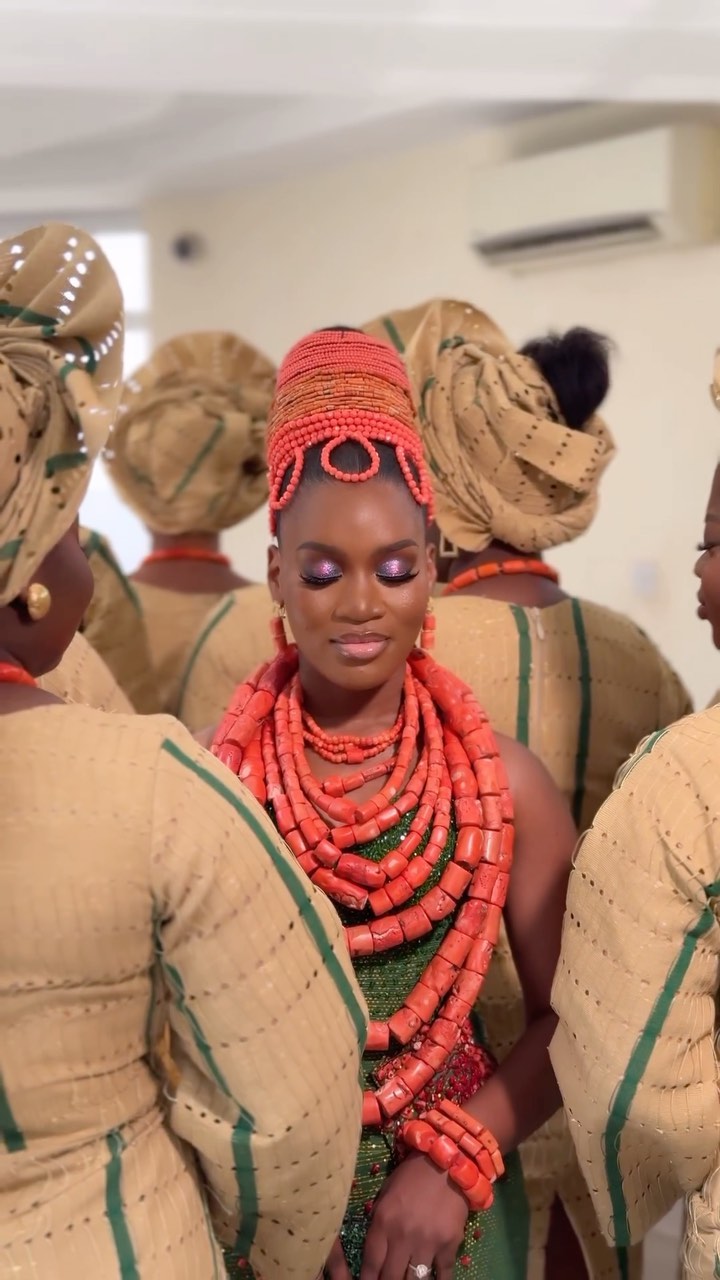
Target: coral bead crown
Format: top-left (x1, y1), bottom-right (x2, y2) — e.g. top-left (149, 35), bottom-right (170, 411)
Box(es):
top-left (267, 329), bottom-right (434, 532)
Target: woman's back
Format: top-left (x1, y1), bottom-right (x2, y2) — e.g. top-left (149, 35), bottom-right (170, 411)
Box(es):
top-left (1, 703), bottom-right (364, 1278)
top-left (434, 594), bottom-right (691, 830)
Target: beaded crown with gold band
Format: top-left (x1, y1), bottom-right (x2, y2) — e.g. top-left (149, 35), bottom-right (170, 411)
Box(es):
top-left (267, 328), bottom-right (434, 534)
top-left (212, 325), bottom-right (511, 1216)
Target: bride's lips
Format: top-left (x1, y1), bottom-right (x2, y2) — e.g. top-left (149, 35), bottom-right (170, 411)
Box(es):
top-left (331, 632), bottom-right (390, 662)
top-left (698, 595), bottom-right (708, 620)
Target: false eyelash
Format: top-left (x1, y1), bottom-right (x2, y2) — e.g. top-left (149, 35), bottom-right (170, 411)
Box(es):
top-left (377, 570), bottom-right (419, 584)
top-left (300, 573), bottom-right (342, 586)
top-left (697, 542), bottom-right (719, 553)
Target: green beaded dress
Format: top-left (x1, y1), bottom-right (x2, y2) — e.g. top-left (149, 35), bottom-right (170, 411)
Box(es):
top-left (227, 805), bottom-right (530, 1280)
top-left (337, 810), bottom-right (529, 1279)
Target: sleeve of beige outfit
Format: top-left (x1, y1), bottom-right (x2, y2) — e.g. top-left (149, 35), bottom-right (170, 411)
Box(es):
top-left (150, 721), bottom-right (366, 1280)
top-left (550, 709), bottom-right (720, 1271)
top-left (655, 649), bottom-right (693, 727)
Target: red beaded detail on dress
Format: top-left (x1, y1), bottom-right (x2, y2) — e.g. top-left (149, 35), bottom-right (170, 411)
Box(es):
top-left (266, 331), bottom-right (434, 532)
top-left (211, 645), bottom-right (514, 1134)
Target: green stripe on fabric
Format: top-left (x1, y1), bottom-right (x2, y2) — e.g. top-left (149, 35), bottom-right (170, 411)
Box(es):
top-left (170, 420), bottom-right (225, 501)
top-left (230, 1112), bottom-right (258, 1264)
top-left (105, 1130), bottom-right (140, 1279)
top-left (603, 894), bottom-right (718, 1250)
top-left (0, 301), bottom-right (58, 327)
top-left (152, 916), bottom-right (256, 1264)
top-left (570, 597), bottom-right (592, 826)
top-left (83, 529), bottom-right (141, 611)
top-left (438, 334), bottom-right (465, 353)
top-left (175, 594), bottom-right (236, 719)
top-left (419, 376), bottom-right (436, 426)
top-left (0, 1073), bottom-right (25, 1152)
top-left (160, 737), bottom-right (367, 1052)
top-left (0, 537), bottom-right (22, 561)
top-left (381, 317), bottom-right (405, 353)
top-left (76, 336), bottom-right (97, 373)
top-left (510, 605), bottom-right (531, 747)
top-left (45, 451), bottom-right (87, 478)
top-left (161, 952), bottom-right (235, 1096)
top-left (615, 727), bottom-right (670, 790)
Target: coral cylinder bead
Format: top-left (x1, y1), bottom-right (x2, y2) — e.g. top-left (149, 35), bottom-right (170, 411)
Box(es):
top-left (210, 640), bottom-right (514, 1137)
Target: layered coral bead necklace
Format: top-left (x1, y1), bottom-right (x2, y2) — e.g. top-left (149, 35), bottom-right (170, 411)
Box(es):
top-left (212, 645), bottom-right (514, 1131)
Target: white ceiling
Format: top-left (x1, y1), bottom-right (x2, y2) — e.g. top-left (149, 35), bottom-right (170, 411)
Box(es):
top-left (1, 0), bottom-right (720, 217)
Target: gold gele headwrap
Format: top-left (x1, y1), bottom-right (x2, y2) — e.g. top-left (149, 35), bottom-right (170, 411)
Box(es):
top-left (368, 298), bottom-right (616, 554)
top-left (106, 330), bottom-right (276, 535)
top-left (0, 225), bottom-right (124, 607)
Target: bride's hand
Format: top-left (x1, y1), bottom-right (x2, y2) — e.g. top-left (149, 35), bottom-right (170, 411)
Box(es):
top-left (360, 1153), bottom-right (469, 1280)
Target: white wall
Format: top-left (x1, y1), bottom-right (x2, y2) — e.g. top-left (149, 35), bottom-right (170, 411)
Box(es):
top-left (144, 109), bottom-right (720, 708)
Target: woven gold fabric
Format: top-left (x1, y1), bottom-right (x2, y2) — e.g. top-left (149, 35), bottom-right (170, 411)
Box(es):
top-left (433, 595), bottom-right (692, 831)
top-left (176, 584), bottom-right (277, 731)
top-left (365, 299), bottom-right (615, 554)
top-left (135, 582), bottom-right (231, 715)
top-left (550, 707), bottom-right (720, 1277)
top-left (0, 706), bottom-right (365, 1278)
top-left (80, 527), bottom-right (159, 712)
top-left (38, 631), bottom-right (133, 712)
top-left (106, 331), bottom-right (275, 535)
top-left (0, 225), bottom-right (123, 604)
top-left (433, 593), bottom-right (688, 1278)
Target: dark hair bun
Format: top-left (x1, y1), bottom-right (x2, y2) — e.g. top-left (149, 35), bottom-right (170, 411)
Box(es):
top-left (520, 327), bottom-right (612, 430)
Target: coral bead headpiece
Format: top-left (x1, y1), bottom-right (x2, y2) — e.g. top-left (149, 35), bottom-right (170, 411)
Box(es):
top-left (267, 329), bottom-right (434, 534)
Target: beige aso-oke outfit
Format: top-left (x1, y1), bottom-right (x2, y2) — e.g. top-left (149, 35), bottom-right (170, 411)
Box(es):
top-left (551, 707), bottom-right (720, 1279)
top-left (364, 299), bottom-right (685, 1278)
top-left (0, 227), bottom-right (366, 1279)
top-left (105, 331), bottom-right (276, 713)
top-left (176, 583), bottom-right (278, 731)
top-left (79, 526), bottom-right (159, 712)
top-left (38, 630), bottom-right (134, 713)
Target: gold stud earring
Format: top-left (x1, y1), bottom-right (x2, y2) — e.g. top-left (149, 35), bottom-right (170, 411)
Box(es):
top-left (26, 583), bottom-right (51, 621)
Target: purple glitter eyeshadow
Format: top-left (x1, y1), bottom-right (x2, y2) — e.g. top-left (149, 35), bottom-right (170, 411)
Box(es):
top-left (307, 559), bottom-right (340, 580)
top-left (380, 559), bottom-right (408, 578)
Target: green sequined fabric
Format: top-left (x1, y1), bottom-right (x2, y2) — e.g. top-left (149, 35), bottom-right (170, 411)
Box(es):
top-left (231, 809), bottom-right (530, 1279)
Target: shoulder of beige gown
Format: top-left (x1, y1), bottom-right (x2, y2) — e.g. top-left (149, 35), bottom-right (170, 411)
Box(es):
top-left (175, 583), bottom-right (277, 731)
top-left (434, 594), bottom-right (692, 828)
top-left (150, 716), bottom-right (366, 1276)
top-left (38, 631), bottom-right (133, 713)
top-left (133, 580), bottom-right (227, 715)
top-left (80, 527), bottom-right (159, 713)
top-left (550, 704), bottom-right (720, 1267)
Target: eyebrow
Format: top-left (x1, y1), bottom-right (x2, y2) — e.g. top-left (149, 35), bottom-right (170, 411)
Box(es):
top-left (705, 511), bottom-right (720, 523)
top-left (297, 539), bottom-right (419, 555)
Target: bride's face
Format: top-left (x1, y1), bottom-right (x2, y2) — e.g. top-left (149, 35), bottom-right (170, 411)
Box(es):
top-left (269, 475), bottom-right (435, 695)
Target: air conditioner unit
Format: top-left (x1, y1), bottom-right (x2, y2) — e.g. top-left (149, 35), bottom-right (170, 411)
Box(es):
top-left (471, 126), bottom-right (720, 272)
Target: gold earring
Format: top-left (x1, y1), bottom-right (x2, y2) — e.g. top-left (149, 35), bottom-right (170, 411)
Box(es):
top-left (26, 583), bottom-right (51, 621)
top-left (439, 533), bottom-right (459, 560)
top-left (271, 602), bottom-right (288, 653)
